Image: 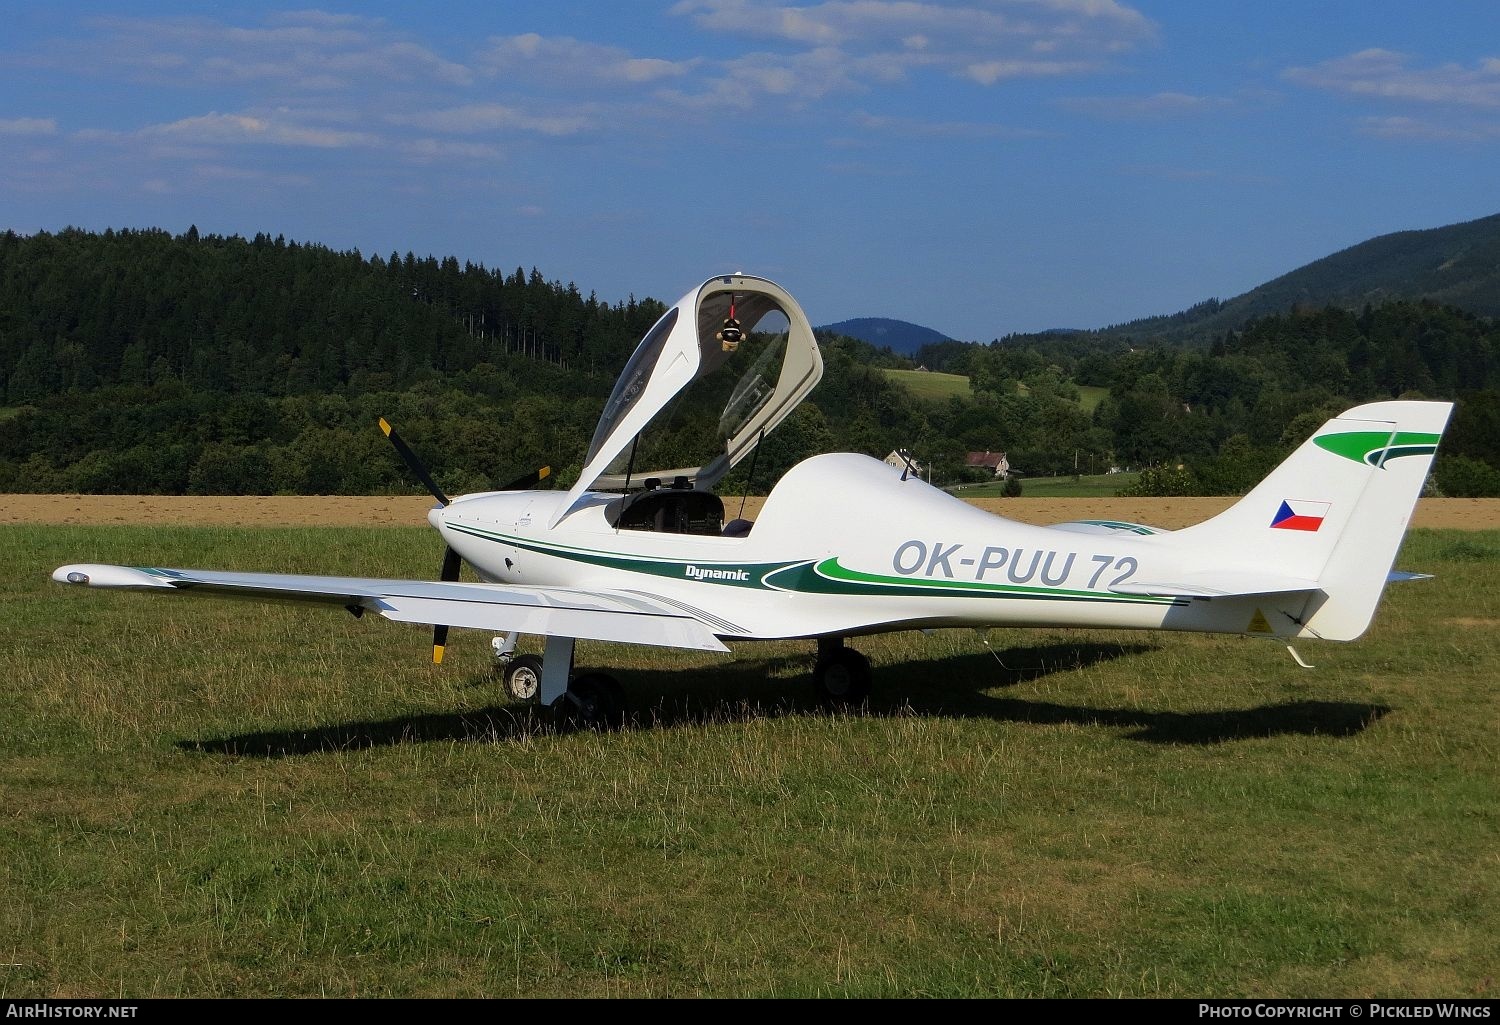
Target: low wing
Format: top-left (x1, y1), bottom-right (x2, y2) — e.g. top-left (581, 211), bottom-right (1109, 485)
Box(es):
top-left (51, 564), bottom-right (730, 652)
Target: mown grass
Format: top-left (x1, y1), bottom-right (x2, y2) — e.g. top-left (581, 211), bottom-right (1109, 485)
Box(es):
top-left (880, 370), bottom-right (1108, 423)
top-left (959, 472), bottom-right (1141, 499)
top-left (1076, 385), bottom-right (1109, 415)
top-left (879, 368), bottom-right (972, 403)
top-left (2, 525), bottom-right (1497, 997)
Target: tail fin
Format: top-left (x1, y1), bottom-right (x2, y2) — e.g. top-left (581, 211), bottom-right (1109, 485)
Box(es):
top-left (1173, 400), bottom-right (1452, 641)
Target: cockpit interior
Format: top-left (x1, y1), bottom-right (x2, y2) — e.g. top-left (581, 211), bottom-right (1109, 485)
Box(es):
top-left (571, 275), bottom-right (823, 537)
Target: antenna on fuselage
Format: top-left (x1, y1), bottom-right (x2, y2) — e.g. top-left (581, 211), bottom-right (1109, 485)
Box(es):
top-left (897, 448), bottom-right (919, 482)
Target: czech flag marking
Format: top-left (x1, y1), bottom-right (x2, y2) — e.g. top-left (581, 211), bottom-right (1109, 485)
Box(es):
top-left (1271, 499), bottom-right (1330, 532)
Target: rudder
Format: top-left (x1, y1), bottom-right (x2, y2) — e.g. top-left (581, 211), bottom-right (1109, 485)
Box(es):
top-left (1172, 400), bottom-right (1451, 640)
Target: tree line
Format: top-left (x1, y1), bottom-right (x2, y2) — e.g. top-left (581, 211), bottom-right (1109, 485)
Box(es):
top-left (915, 302), bottom-right (1500, 496)
top-left (1, 227), bottom-right (1497, 497)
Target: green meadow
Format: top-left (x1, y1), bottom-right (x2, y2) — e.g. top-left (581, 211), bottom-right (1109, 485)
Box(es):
top-left (879, 368), bottom-right (972, 403)
top-left (2, 524), bottom-right (1497, 997)
top-left (878, 370), bottom-right (1110, 417)
top-left (1076, 385), bottom-right (1110, 415)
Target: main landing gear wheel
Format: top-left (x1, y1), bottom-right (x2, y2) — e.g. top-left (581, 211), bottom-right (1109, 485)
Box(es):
top-left (502, 654), bottom-right (544, 702)
top-left (552, 672), bottom-right (628, 731)
top-left (813, 645), bottom-right (872, 706)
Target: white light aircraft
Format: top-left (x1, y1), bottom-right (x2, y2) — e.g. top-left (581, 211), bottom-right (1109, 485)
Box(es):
top-left (54, 274), bottom-right (1452, 728)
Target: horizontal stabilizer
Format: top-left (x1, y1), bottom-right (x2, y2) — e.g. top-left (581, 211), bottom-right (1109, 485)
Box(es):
top-left (1049, 519), bottom-right (1168, 537)
top-left (1110, 570), bottom-right (1321, 599)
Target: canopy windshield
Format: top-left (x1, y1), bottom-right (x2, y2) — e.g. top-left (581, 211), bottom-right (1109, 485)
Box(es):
top-left (571, 275), bottom-right (823, 500)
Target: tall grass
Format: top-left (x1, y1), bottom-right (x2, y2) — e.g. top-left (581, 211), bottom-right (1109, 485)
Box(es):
top-left (2, 525), bottom-right (1496, 996)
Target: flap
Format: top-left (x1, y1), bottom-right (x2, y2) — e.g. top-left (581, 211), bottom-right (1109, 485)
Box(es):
top-left (53, 564), bottom-right (730, 652)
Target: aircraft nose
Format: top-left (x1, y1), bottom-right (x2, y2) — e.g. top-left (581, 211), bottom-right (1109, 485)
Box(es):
top-left (428, 505), bottom-right (445, 531)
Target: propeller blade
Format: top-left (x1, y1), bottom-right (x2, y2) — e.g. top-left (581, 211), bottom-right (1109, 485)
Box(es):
top-left (440, 545), bottom-right (462, 580)
top-left (432, 545), bottom-right (462, 664)
top-left (379, 418), bottom-right (449, 507)
top-left (499, 465), bottom-right (551, 491)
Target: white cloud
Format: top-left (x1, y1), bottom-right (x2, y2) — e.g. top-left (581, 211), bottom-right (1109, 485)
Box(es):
top-left (478, 33), bottom-right (697, 86)
top-left (1284, 49), bottom-right (1500, 109)
top-left (651, 47), bottom-right (863, 109)
top-left (399, 138), bottom-right (507, 163)
top-left (673, 0), bottom-right (1152, 50)
top-left (1358, 115), bottom-right (1500, 143)
top-left (1283, 50), bottom-right (1500, 144)
top-left (1, 3), bottom-right (1176, 206)
top-left (0, 117), bottom-right (58, 136)
top-left (136, 111), bottom-right (380, 149)
top-left (852, 109), bottom-right (1049, 137)
top-left (1057, 90), bottom-right (1232, 119)
top-left (965, 58), bottom-right (1095, 84)
top-left (389, 103), bottom-right (596, 137)
top-left (62, 12), bottom-right (473, 91)
top-left (664, 0), bottom-right (1151, 102)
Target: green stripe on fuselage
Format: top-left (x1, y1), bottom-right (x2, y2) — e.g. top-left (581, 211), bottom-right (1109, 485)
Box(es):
top-left (765, 558), bottom-right (1178, 604)
top-left (447, 522), bottom-right (791, 588)
top-left (449, 524), bottom-right (1178, 606)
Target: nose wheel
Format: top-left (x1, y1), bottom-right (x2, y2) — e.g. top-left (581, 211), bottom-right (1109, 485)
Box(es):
top-left (497, 637), bottom-right (628, 730)
top-left (501, 654), bottom-right (544, 702)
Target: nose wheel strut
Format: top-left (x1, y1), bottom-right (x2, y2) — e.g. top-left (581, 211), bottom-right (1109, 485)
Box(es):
top-left (496, 634), bottom-right (629, 729)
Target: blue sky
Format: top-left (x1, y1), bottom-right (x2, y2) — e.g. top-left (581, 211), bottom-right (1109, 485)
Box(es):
top-left (2, 2), bottom-right (1498, 341)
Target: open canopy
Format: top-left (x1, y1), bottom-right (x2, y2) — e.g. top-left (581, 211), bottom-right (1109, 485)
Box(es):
top-left (559, 274), bottom-right (823, 517)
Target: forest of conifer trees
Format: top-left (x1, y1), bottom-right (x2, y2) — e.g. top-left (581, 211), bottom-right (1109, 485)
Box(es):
top-left (2, 227), bottom-right (1497, 497)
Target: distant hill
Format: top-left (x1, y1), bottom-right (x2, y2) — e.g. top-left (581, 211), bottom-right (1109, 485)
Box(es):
top-left (818, 317), bottom-right (952, 354)
top-left (1089, 211), bottom-right (1500, 345)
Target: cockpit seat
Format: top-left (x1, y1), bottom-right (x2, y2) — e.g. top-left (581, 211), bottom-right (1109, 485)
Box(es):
top-left (618, 489), bottom-right (725, 535)
top-left (721, 518), bottom-right (754, 538)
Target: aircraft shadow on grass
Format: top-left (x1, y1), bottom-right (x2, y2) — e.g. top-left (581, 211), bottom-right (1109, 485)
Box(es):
top-left (177, 640), bottom-right (1390, 758)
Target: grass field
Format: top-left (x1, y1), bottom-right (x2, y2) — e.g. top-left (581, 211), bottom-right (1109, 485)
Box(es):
top-left (879, 371), bottom-right (1109, 419)
top-left (4, 524), bottom-right (1498, 997)
top-left (879, 368), bottom-right (971, 402)
top-left (958, 472), bottom-right (1141, 499)
top-left (1076, 385), bottom-right (1109, 414)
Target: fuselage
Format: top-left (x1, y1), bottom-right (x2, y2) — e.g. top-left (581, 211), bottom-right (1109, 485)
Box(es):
top-left (433, 453), bottom-right (1286, 642)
